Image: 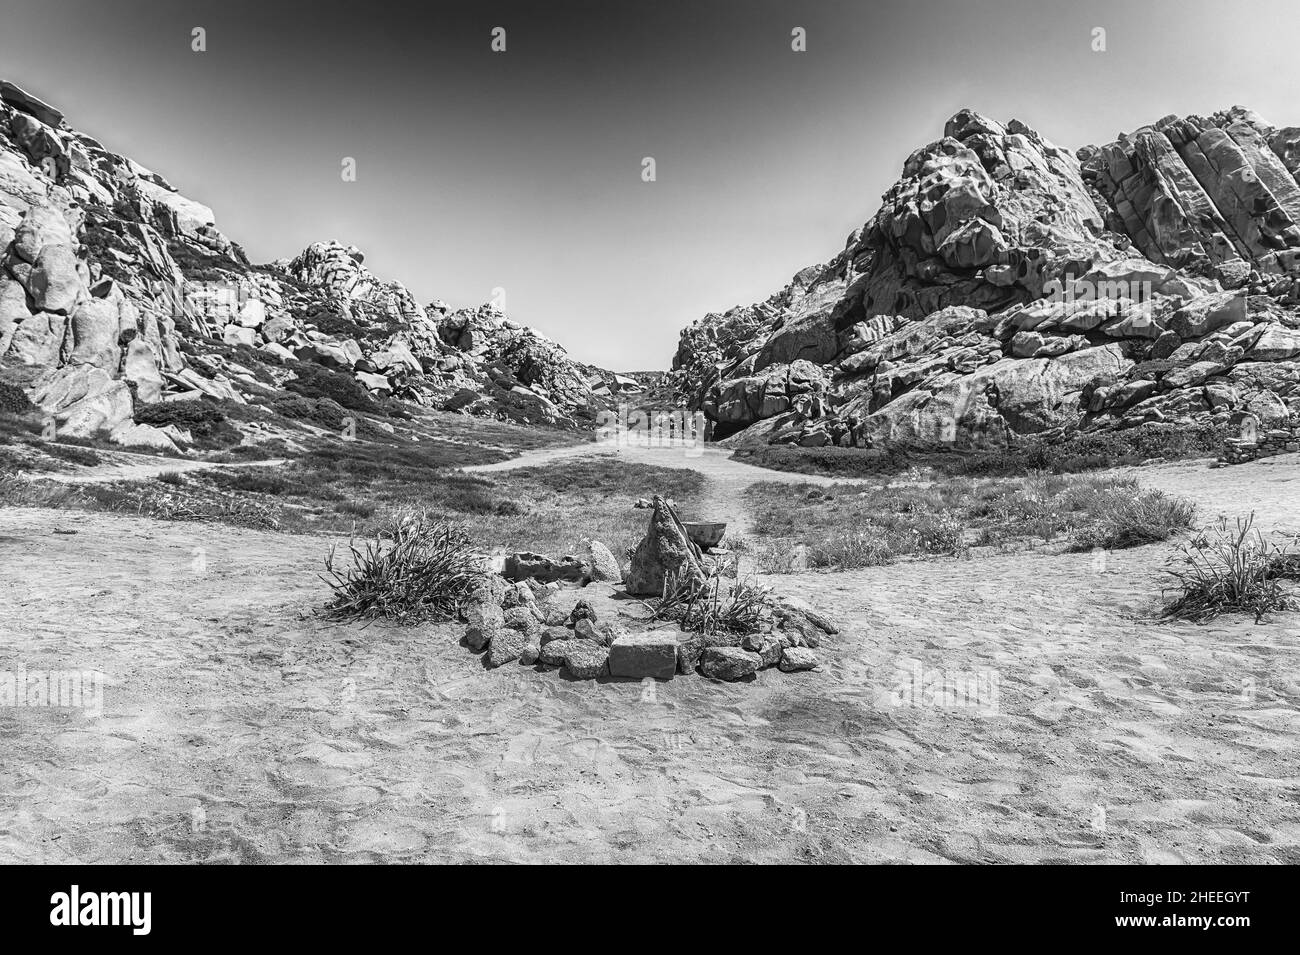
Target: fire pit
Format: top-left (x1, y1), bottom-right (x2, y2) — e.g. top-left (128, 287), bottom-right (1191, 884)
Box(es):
top-left (683, 521), bottom-right (727, 549)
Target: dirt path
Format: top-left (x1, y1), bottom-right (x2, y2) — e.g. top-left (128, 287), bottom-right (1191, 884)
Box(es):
top-left (466, 437), bottom-right (869, 533)
top-left (42, 452), bottom-right (288, 486)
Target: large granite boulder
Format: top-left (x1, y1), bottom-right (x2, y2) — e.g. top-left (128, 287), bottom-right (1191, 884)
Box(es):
top-left (624, 495), bottom-right (708, 597)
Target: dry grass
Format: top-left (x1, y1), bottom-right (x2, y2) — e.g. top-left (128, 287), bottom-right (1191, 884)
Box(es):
top-left (321, 513), bottom-right (486, 624)
top-left (653, 567), bottom-right (772, 639)
top-left (1162, 514), bottom-right (1299, 623)
top-left (745, 472), bottom-right (1195, 572)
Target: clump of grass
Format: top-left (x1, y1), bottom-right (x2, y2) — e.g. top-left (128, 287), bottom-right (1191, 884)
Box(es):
top-left (1069, 489), bottom-right (1196, 551)
top-left (156, 470), bottom-right (186, 486)
top-left (654, 567), bottom-right (771, 638)
top-left (1161, 514), bottom-right (1298, 623)
top-left (746, 472), bottom-right (1195, 572)
top-left (321, 513), bottom-right (486, 624)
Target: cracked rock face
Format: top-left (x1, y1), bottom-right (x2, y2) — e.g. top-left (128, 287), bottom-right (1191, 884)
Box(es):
top-left (673, 107), bottom-right (1300, 450)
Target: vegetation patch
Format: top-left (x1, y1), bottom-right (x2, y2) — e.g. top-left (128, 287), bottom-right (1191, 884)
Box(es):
top-left (733, 423), bottom-right (1227, 479)
top-left (134, 399), bottom-right (243, 449)
top-left (285, 362), bottom-right (380, 414)
top-left (1162, 515), bottom-right (1299, 623)
top-left (321, 514), bottom-right (485, 623)
top-left (744, 472), bottom-right (1195, 572)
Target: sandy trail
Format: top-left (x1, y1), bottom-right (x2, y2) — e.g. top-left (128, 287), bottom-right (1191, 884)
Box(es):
top-left (41, 451), bottom-right (288, 486)
top-left (1, 452), bottom-right (1298, 863)
top-left (467, 437), bottom-right (869, 533)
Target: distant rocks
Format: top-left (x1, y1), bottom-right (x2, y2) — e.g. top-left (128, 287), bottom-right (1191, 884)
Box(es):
top-left (0, 75), bottom-right (626, 451)
top-left (672, 106), bottom-right (1300, 450)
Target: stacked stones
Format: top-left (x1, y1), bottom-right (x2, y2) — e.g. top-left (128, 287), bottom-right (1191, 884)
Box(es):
top-left (1222, 416), bottom-right (1300, 464)
top-left (457, 504), bottom-right (835, 683)
top-left (458, 580), bottom-right (833, 682)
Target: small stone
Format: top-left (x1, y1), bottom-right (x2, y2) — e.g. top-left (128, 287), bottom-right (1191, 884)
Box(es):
top-left (574, 618), bottom-right (600, 642)
top-left (503, 606), bottom-right (540, 636)
top-left (540, 627), bottom-right (572, 645)
top-left (758, 635), bottom-right (784, 668)
top-left (586, 539), bottom-right (622, 582)
top-left (700, 647), bottom-right (761, 681)
top-left (778, 647), bottom-right (820, 672)
top-left (608, 632), bottom-right (678, 680)
top-left (519, 638), bottom-right (541, 666)
top-left (464, 603), bottom-right (503, 652)
top-left (676, 635), bottom-right (704, 674)
top-left (487, 628), bottom-right (530, 668)
top-left (538, 640), bottom-right (570, 667)
top-left (568, 599), bottom-right (597, 625)
top-left (563, 641), bottom-right (609, 679)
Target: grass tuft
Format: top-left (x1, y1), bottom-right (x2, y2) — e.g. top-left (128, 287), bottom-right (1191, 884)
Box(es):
top-left (1161, 514), bottom-right (1299, 623)
top-left (321, 513), bottom-right (486, 624)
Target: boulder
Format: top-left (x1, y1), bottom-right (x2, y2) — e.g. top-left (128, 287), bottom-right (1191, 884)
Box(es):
top-left (624, 495), bottom-right (708, 597)
top-left (562, 641), bottom-right (609, 679)
top-left (108, 420), bottom-right (180, 452)
top-left (0, 80), bottom-right (65, 127)
top-left (778, 647), bottom-right (820, 672)
top-left (700, 647), bottom-right (761, 681)
top-left (487, 628), bottom-right (530, 668)
top-left (68, 299), bottom-right (120, 368)
top-left (1250, 324), bottom-right (1300, 361)
top-left (584, 539), bottom-right (621, 582)
top-left (676, 635), bottom-right (705, 674)
top-left (464, 602), bottom-right (503, 652)
top-left (6, 311), bottom-right (65, 365)
top-left (55, 379), bottom-right (132, 438)
top-left (11, 203), bottom-right (72, 263)
top-left (608, 632), bottom-right (677, 679)
top-left (123, 338), bottom-right (165, 404)
top-left (30, 244), bottom-right (81, 314)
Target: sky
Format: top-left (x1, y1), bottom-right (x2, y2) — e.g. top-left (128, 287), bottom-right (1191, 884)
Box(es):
top-left (2, 0), bottom-right (1300, 370)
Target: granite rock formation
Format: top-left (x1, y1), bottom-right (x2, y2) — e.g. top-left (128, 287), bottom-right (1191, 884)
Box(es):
top-left (673, 107), bottom-right (1300, 449)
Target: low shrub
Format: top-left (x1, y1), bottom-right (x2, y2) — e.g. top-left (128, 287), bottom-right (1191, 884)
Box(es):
top-left (321, 514), bottom-right (485, 623)
top-left (271, 392), bottom-right (348, 431)
top-left (1069, 489), bottom-right (1196, 550)
top-left (0, 381), bottom-right (34, 414)
top-left (1162, 515), bottom-right (1298, 623)
top-left (134, 399), bottom-right (242, 448)
top-left (285, 362), bottom-right (380, 414)
top-left (47, 443), bottom-right (103, 467)
top-left (734, 423), bottom-right (1227, 479)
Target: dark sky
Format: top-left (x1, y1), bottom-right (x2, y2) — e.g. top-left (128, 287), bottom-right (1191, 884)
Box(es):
top-left (3, 0), bottom-right (1299, 369)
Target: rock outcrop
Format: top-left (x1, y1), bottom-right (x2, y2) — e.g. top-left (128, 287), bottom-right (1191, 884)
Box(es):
top-left (0, 76), bottom-right (618, 447)
top-left (673, 107), bottom-right (1300, 449)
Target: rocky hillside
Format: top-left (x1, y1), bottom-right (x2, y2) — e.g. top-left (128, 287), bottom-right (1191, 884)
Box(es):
top-left (672, 107), bottom-right (1300, 449)
top-left (0, 78), bottom-right (627, 454)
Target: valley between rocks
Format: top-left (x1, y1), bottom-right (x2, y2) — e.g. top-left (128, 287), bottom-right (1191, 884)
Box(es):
top-left (2, 451), bottom-right (1297, 864)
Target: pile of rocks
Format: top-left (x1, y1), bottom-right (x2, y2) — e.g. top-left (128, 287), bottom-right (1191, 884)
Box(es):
top-left (672, 106), bottom-right (1300, 450)
top-left (1221, 415), bottom-right (1300, 464)
top-left (457, 496), bottom-right (835, 682)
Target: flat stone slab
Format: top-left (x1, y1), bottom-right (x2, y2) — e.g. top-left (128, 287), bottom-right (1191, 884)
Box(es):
top-left (608, 632), bottom-right (677, 680)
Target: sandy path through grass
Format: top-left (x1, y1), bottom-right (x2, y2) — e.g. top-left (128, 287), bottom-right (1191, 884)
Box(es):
top-left (39, 451), bottom-right (288, 486)
top-left (465, 437), bottom-right (871, 533)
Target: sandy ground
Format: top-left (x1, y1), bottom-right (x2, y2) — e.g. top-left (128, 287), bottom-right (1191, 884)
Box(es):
top-left (1, 451), bottom-right (1298, 864)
